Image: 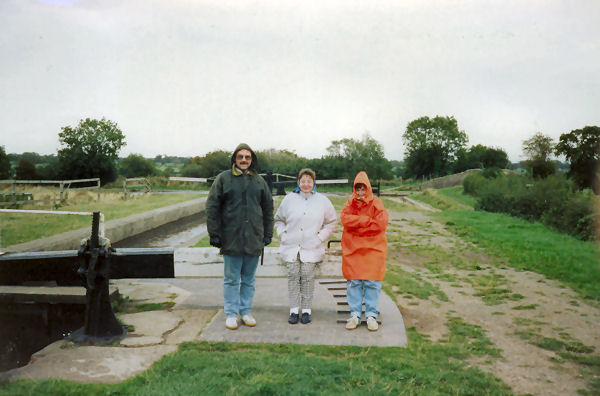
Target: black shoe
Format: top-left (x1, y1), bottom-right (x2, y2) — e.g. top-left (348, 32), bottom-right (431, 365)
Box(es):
top-left (301, 312), bottom-right (311, 324)
top-left (288, 313), bottom-right (299, 324)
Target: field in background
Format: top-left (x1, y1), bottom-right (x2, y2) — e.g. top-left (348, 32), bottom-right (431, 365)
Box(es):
top-left (0, 191), bottom-right (202, 247)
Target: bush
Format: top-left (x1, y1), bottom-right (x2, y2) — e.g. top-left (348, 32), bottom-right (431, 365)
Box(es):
top-left (181, 163), bottom-right (203, 177)
top-left (542, 192), bottom-right (597, 241)
top-left (119, 154), bottom-right (158, 178)
top-left (465, 173), bottom-right (596, 241)
top-left (481, 167), bottom-right (502, 179)
top-left (463, 173), bottom-right (488, 196)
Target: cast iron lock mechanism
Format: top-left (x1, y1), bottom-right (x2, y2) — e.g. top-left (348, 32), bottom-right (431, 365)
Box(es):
top-left (75, 211), bottom-right (124, 341)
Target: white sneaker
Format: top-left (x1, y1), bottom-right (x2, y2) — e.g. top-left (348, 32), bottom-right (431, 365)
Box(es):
top-left (225, 316), bottom-right (238, 330)
top-left (242, 314), bottom-right (256, 327)
top-left (345, 315), bottom-right (360, 330)
top-left (367, 316), bottom-right (379, 331)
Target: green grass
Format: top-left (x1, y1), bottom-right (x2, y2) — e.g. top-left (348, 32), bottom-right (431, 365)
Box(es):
top-left (385, 265), bottom-right (449, 302)
top-left (511, 304), bottom-right (538, 310)
top-left (434, 186), bottom-right (477, 208)
top-left (411, 189), bottom-right (470, 211)
top-left (473, 288), bottom-right (525, 306)
top-left (193, 234), bottom-right (213, 248)
top-left (0, 193), bottom-right (202, 247)
top-left (0, 327), bottom-right (512, 395)
top-left (442, 316), bottom-right (502, 358)
top-left (325, 194), bottom-right (350, 211)
top-left (436, 210), bottom-right (600, 303)
top-left (381, 197), bottom-right (425, 213)
top-left (513, 328), bottom-right (598, 392)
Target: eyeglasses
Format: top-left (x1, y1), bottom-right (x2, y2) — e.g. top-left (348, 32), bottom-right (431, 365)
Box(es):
top-left (236, 155), bottom-right (252, 160)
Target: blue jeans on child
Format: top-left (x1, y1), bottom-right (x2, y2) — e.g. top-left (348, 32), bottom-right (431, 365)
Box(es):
top-left (223, 254), bottom-right (259, 318)
top-left (346, 280), bottom-right (382, 319)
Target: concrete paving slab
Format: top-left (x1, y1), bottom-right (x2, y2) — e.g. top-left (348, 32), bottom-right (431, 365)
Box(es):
top-left (165, 309), bottom-right (217, 345)
top-left (175, 247), bottom-right (344, 278)
top-left (118, 311), bottom-right (182, 347)
top-left (111, 280), bottom-right (191, 306)
top-left (0, 340), bottom-right (177, 383)
top-left (196, 278), bottom-right (407, 347)
top-left (132, 277), bottom-right (407, 347)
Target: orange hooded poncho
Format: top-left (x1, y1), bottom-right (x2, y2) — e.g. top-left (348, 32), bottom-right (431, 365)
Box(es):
top-left (340, 171), bottom-right (388, 281)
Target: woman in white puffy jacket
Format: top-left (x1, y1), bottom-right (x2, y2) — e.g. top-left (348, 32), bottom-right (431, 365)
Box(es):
top-left (274, 168), bottom-right (337, 325)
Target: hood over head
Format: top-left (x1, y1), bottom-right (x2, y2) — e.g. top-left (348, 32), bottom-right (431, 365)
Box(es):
top-left (352, 171), bottom-right (374, 203)
top-left (231, 143), bottom-right (258, 171)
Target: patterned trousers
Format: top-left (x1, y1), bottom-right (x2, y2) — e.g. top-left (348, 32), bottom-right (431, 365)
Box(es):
top-left (286, 255), bottom-right (318, 310)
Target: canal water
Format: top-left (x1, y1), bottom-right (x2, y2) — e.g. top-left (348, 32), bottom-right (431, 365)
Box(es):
top-left (113, 213), bottom-right (207, 248)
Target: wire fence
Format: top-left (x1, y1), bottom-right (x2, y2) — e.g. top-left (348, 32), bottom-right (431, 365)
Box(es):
top-left (0, 178), bottom-right (101, 207)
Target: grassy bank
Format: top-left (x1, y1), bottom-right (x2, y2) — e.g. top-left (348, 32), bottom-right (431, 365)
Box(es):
top-left (0, 193), bottom-right (203, 247)
top-left (0, 328), bottom-right (510, 395)
top-left (437, 209), bottom-right (600, 303)
top-left (410, 187), bottom-right (599, 303)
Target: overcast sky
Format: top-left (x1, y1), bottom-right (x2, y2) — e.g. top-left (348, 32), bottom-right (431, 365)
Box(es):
top-left (1, 0), bottom-right (599, 162)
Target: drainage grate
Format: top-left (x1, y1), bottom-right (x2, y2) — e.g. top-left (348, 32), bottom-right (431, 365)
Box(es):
top-left (319, 279), bottom-right (382, 326)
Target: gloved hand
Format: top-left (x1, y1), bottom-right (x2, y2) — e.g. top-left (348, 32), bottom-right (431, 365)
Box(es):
top-left (209, 235), bottom-right (222, 248)
top-left (263, 236), bottom-right (272, 246)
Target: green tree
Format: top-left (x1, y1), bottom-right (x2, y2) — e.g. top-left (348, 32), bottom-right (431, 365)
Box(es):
top-left (555, 126), bottom-right (600, 192)
top-left (15, 158), bottom-right (38, 180)
top-left (19, 152), bottom-right (46, 164)
top-left (404, 145), bottom-right (445, 180)
top-left (403, 116), bottom-right (468, 178)
top-left (181, 163), bottom-right (203, 178)
top-left (182, 150), bottom-right (231, 178)
top-left (0, 146), bottom-right (10, 179)
top-left (57, 118), bottom-right (126, 184)
top-left (255, 149), bottom-right (307, 176)
top-left (325, 133), bottom-right (393, 180)
top-left (522, 132), bottom-right (556, 178)
top-left (523, 132), bottom-right (554, 161)
top-left (307, 156), bottom-right (347, 180)
top-left (38, 157), bottom-right (60, 180)
top-left (119, 154), bottom-right (157, 178)
top-left (454, 145), bottom-right (509, 172)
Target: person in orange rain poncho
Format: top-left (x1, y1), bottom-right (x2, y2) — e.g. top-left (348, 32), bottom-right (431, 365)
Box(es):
top-left (340, 171), bottom-right (388, 332)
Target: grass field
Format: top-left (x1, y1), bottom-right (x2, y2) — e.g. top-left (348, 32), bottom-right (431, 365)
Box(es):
top-left (0, 192), bottom-right (202, 247)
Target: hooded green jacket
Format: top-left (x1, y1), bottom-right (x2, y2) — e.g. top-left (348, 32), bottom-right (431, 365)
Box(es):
top-left (206, 143), bottom-right (274, 256)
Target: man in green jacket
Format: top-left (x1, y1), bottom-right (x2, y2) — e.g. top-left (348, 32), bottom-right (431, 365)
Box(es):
top-left (206, 143), bottom-right (274, 330)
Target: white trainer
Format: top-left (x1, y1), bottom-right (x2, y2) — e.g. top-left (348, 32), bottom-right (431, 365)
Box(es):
top-left (225, 316), bottom-right (238, 330)
top-left (345, 315), bottom-right (360, 330)
top-left (367, 316), bottom-right (379, 331)
top-left (242, 314), bottom-right (257, 327)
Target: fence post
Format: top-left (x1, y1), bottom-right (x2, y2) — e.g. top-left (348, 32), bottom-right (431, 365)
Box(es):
top-left (123, 179), bottom-right (127, 200)
top-left (97, 179), bottom-right (101, 201)
top-left (11, 181), bottom-right (16, 207)
top-left (59, 182), bottom-right (64, 203)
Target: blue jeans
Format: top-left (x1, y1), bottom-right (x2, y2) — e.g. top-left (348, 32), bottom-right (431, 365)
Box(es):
top-left (346, 280), bottom-right (382, 319)
top-left (223, 255), bottom-right (259, 317)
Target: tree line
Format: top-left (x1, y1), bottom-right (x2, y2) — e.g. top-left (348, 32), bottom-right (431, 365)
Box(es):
top-left (1, 116), bottom-right (598, 192)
